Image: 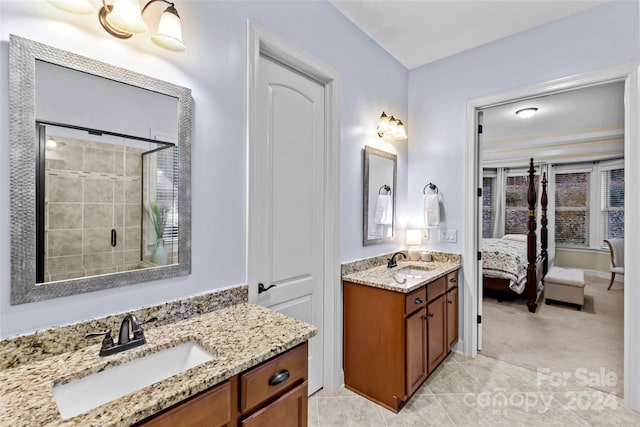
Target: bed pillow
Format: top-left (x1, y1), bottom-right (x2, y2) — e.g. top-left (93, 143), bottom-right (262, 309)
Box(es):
top-left (502, 234), bottom-right (527, 243)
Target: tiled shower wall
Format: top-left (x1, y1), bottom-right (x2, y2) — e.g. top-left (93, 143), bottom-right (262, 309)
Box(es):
top-left (44, 138), bottom-right (145, 282)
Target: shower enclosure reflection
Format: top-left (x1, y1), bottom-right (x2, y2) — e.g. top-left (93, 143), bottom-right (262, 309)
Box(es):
top-left (39, 124), bottom-right (179, 284)
top-left (10, 35), bottom-right (192, 304)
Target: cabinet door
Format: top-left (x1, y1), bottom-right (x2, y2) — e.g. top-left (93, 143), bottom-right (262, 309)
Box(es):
top-left (405, 307), bottom-right (428, 396)
top-left (447, 287), bottom-right (459, 352)
top-left (427, 294), bottom-right (447, 373)
top-left (138, 380), bottom-right (231, 427)
top-left (241, 381), bottom-right (308, 427)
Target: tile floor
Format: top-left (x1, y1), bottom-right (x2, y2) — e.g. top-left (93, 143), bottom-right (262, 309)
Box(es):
top-left (309, 353), bottom-right (640, 427)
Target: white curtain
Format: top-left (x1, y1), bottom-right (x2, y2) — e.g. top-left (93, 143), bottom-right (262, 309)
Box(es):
top-left (537, 164), bottom-right (555, 265)
top-left (492, 167), bottom-right (506, 238)
top-left (545, 165), bottom-right (556, 266)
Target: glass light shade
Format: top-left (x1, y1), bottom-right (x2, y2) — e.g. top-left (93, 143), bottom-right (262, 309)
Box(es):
top-left (515, 107), bottom-right (538, 119)
top-left (107, 0), bottom-right (148, 34)
top-left (151, 8), bottom-right (185, 51)
top-left (48, 0), bottom-right (95, 14)
top-left (406, 229), bottom-right (422, 246)
top-left (394, 120), bottom-right (407, 140)
top-left (377, 111), bottom-right (390, 135)
top-left (388, 116), bottom-right (398, 136)
top-left (46, 138), bottom-right (57, 149)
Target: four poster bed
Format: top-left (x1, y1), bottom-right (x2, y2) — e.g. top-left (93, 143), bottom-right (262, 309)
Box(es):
top-left (482, 158), bottom-right (549, 313)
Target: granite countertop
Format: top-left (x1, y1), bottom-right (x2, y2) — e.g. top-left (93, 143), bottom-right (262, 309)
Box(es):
top-left (342, 260), bottom-right (460, 293)
top-left (0, 303), bottom-right (317, 427)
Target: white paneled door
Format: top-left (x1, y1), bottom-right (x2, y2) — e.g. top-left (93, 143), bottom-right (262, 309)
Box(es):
top-left (249, 55), bottom-right (325, 394)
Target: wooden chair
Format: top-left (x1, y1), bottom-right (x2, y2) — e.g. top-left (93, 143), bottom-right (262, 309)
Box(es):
top-left (604, 239), bottom-right (624, 290)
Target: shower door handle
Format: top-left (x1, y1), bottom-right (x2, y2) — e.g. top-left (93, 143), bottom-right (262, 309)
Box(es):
top-left (111, 229), bottom-right (117, 247)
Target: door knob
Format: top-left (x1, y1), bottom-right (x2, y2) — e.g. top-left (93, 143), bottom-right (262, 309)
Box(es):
top-left (258, 283), bottom-right (277, 294)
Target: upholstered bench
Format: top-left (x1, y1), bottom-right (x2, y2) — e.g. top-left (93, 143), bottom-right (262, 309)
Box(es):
top-left (544, 266), bottom-right (586, 311)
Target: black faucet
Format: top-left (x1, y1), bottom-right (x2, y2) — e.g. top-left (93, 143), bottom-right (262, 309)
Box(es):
top-left (86, 313), bottom-right (156, 357)
top-left (387, 251), bottom-right (407, 269)
top-left (118, 313), bottom-right (145, 346)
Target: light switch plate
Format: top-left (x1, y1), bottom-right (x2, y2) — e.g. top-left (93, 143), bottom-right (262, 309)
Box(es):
top-left (439, 229), bottom-right (457, 243)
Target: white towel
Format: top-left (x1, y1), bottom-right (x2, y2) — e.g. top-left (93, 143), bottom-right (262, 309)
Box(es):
top-left (374, 194), bottom-right (393, 225)
top-left (424, 194), bottom-right (440, 226)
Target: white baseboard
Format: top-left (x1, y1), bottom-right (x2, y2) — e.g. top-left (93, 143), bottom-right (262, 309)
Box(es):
top-left (453, 339), bottom-right (464, 355)
top-left (584, 270), bottom-right (624, 283)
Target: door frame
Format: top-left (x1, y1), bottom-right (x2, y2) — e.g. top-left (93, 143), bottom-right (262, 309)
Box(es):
top-left (463, 62), bottom-right (640, 409)
top-left (246, 21), bottom-right (342, 392)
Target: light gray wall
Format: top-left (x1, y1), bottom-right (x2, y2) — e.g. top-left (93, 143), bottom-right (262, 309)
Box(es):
top-left (0, 0), bottom-right (408, 337)
top-left (408, 0), bottom-right (639, 248)
top-left (407, 0), bottom-right (638, 356)
top-left (36, 60), bottom-right (179, 140)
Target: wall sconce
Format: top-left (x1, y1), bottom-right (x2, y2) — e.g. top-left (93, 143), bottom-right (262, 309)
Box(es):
top-left (48, 0), bottom-right (185, 51)
top-left (376, 111), bottom-right (407, 140)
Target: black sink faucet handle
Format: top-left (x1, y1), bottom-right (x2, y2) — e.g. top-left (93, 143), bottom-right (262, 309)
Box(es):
top-left (85, 328), bottom-right (114, 352)
top-left (387, 251), bottom-right (408, 268)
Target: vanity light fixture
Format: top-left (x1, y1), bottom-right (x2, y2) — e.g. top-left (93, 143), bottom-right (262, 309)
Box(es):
top-left (515, 107), bottom-right (538, 119)
top-left (376, 111), bottom-right (407, 140)
top-left (48, 0), bottom-right (186, 51)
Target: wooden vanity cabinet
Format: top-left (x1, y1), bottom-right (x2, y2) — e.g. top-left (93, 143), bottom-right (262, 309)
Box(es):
top-left (405, 306), bottom-right (428, 396)
top-left (343, 268), bottom-right (459, 413)
top-left (426, 292), bottom-right (447, 373)
top-left (446, 270), bottom-right (459, 351)
top-left (137, 342), bottom-right (308, 427)
top-left (138, 380), bottom-right (232, 427)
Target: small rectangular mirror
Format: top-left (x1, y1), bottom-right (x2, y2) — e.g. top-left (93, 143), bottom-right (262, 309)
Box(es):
top-left (363, 146), bottom-right (397, 246)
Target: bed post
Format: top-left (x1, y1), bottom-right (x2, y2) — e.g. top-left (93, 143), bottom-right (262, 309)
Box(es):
top-left (526, 158), bottom-right (538, 313)
top-left (541, 172), bottom-right (548, 276)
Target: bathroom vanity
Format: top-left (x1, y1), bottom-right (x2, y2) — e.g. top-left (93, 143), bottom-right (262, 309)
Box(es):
top-left (342, 256), bottom-right (460, 412)
top-left (137, 342), bottom-right (308, 426)
top-left (0, 301), bottom-right (316, 426)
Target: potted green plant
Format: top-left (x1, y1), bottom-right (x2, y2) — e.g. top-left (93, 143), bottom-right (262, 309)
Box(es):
top-left (146, 203), bottom-right (168, 265)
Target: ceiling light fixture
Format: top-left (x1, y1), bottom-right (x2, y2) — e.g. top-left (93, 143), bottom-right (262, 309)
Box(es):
top-left (376, 111), bottom-right (407, 140)
top-left (515, 107), bottom-right (538, 119)
top-left (48, 0), bottom-right (185, 51)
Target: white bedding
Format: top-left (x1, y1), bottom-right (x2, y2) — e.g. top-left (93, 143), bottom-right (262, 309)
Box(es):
top-left (482, 237), bottom-right (533, 294)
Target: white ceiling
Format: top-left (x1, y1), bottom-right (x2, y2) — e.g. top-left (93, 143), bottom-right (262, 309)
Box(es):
top-left (329, 0), bottom-right (622, 167)
top-left (330, 0), bottom-right (609, 70)
top-left (481, 81), bottom-right (625, 167)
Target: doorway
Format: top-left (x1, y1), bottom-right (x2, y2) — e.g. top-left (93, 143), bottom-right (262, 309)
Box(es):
top-left (462, 62), bottom-right (640, 407)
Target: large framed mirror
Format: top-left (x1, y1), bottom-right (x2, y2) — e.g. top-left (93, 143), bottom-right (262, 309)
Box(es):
top-left (363, 146), bottom-right (397, 246)
top-left (9, 35), bottom-right (192, 304)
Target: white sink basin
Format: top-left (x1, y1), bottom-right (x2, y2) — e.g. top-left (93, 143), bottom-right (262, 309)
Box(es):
top-left (53, 340), bottom-right (215, 419)
top-left (395, 267), bottom-right (431, 279)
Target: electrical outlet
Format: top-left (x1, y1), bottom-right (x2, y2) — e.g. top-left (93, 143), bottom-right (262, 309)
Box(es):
top-left (421, 229), bottom-right (429, 241)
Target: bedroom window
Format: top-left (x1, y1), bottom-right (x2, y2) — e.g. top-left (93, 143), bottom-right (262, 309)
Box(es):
top-left (482, 176), bottom-right (495, 238)
top-left (602, 167), bottom-right (624, 239)
top-left (555, 171), bottom-right (590, 246)
top-left (505, 174), bottom-right (539, 235)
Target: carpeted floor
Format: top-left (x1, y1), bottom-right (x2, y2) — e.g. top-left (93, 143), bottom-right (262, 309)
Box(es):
top-left (480, 274), bottom-right (624, 396)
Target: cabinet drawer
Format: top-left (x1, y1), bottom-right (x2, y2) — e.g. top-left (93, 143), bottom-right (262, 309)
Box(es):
top-left (427, 277), bottom-right (446, 302)
top-left (138, 380), bottom-right (230, 427)
top-left (405, 287), bottom-right (427, 315)
top-left (241, 381), bottom-right (308, 427)
top-left (446, 270), bottom-right (459, 290)
top-left (240, 343), bottom-right (307, 413)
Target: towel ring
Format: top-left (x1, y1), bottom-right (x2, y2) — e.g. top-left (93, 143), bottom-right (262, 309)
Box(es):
top-left (423, 183), bottom-right (438, 194)
top-left (379, 185), bottom-right (391, 195)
